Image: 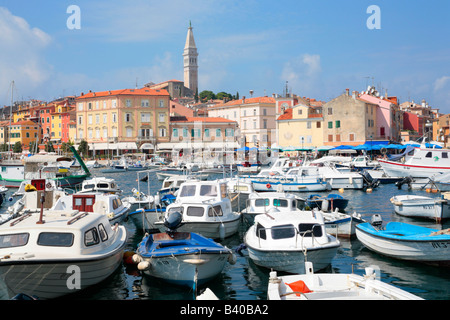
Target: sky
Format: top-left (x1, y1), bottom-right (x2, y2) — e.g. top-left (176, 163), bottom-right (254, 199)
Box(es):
top-left (0, 0), bottom-right (449, 112)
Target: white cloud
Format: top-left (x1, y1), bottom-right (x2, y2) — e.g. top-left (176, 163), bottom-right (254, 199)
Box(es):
top-left (0, 7), bottom-right (52, 104)
top-left (434, 76), bottom-right (450, 92)
top-left (281, 54), bottom-right (322, 97)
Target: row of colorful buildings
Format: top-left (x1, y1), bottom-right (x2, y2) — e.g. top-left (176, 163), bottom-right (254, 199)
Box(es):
top-left (0, 82), bottom-right (447, 156)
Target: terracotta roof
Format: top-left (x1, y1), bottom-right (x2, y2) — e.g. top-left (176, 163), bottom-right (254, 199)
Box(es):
top-left (212, 96), bottom-right (276, 108)
top-left (76, 88), bottom-right (169, 99)
top-left (277, 108), bottom-right (292, 121)
top-left (12, 120), bottom-right (37, 126)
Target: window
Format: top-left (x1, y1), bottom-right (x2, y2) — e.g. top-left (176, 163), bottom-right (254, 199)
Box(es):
top-left (141, 113), bottom-right (151, 122)
top-left (95, 114), bottom-right (100, 124)
top-left (88, 115), bottom-right (93, 125)
top-left (78, 103), bottom-right (83, 111)
top-left (307, 121), bottom-right (311, 129)
top-left (183, 128), bottom-right (188, 137)
top-left (335, 120), bottom-right (340, 128)
top-left (225, 128), bottom-right (234, 137)
top-left (0, 233), bottom-right (29, 248)
top-left (95, 101), bottom-right (99, 109)
top-left (328, 135), bottom-right (333, 142)
top-left (298, 109), bottom-right (302, 115)
top-left (126, 99), bottom-right (131, 107)
top-left (215, 129), bottom-right (221, 137)
top-left (209, 205), bottom-right (223, 217)
top-left (336, 134), bottom-right (341, 142)
top-left (126, 127), bottom-right (132, 138)
top-left (316, 122), bottom-right (321, 128)
top-left (141, 99), bottom-right (149, 107)
top-left (273, 199), bottom-right (288, 207)
top-left (200, 185), bottom-right (217, 196)
top-left (112, 100), bottom-right (117, 108)
top-left (349, 133), bottom-right (355, 141)
top-left (442, 152), bottom-right (448, 159)
top-left (327, 107), bottom-right (333, 115)
top-left (103, 114), bottom-right (107, 123)
top-left (255, 199), bottom-right (269, 207)
top-left (180, 185), bottom-right (196, 197)
top-left (85, 228), bottom-right (100, 246)
top-left (186, 206), bottom-right (204, 217)
top-left (271, 224), bottom-right (296, 240)
top-left (263, 109), bottom-right (267, 116)
top-left (98, 224), bottom-right (108, 242)
top-left (298, 223), bottom-right (322, 237)
top-left (88, 102), bottom-right (92, 110)
top-left (103, 101), bottom-right (107, 109)
top-left (173, 128), bottom-right (178, 137)
top-left (38, 232), bottom-right (74, 247)
top-left (256, 223), bottom-right (266, 239)
top-left (204, 128), bottom-right (210, 138)
top-left (425, 152), bottom-right (432, 158)
top-left (159, 100), bottom-right (164, 107)
top-left (328, 121), bottom-right (333, 129)
top-left (125, 113), bottom-right (131, 122)
top-left (159, 128), bottom-right (166, 137)
top-left (159, 113), bottom-right (165, 122)
top-left (263, 119), bottom-right (267, 129)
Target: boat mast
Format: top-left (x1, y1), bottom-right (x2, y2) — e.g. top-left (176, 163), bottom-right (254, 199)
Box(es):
top-left (9, 81), bottom-right (14, 153)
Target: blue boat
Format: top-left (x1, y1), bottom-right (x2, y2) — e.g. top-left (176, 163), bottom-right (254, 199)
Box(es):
top-left (356, 215), bottom-right (450, 267)
top-left (306, 193), bottom-right (349, 212)
top-left (133, 212), bottom-right (236, 288)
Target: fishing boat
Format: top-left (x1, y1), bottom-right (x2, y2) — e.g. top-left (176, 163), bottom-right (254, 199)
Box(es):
top-left (250, 166), bottom-right (331, 192)
top-left (51, 192), bottom-right (131, 225)
top-left (127, 193), bottom-right (176, 232)
top-left (244, 210), bottom-right (340, 274)
top-left (155, 181), bottom-right (241, 240)
top-left (0, 209), bottom-right (127, 299)
top-left (0, 146), bottom-right (90, 188)
top-left (306, 193), bottom-right (349, 212)
top-left (132, 211), bottom-right (236, 288)
top-left (390, 194), bottom-right (450, 223)
top-left (379, 145), bottom-right (450, 178)
top-left (241, 192), bottom-right (305, 225)
top-left (267, 261), bottom-right (423, 300)
top-left (356, 214), bottom-right (450, 266)
top-left (220, 177), bottom-right (255, 212)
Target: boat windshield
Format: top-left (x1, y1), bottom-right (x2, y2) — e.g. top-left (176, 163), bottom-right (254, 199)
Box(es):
top-left (179, 185), bottom-right (196, 197)
top-left (200, 185), bottom-right (217, 197)
top-left (0, 233), bottom-right (29, 248)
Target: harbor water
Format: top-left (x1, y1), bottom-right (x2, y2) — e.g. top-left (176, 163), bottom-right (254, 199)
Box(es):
top-left (3, 168), bottom-right (450, 300)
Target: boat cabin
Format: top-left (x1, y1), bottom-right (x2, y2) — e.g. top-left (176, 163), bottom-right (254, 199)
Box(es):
top-left (79, 177), bottom-right (122, 194)
top-left (246, 192), bottom-right (304, 213)
top-left (177, 181), bottom-right (229, 202)
top-left (52, 193), bottom-right (125, 216)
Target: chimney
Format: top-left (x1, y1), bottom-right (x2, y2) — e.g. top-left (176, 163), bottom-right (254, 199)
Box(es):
top-left (346, 88), bottom-right (350, 96)
top-left (352, 91), bottom-right (357, 99)
top-left (242, 96), bottom-right (246, 104)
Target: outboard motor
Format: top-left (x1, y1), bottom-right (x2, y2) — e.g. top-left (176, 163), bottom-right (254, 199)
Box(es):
top-left (370, 214), bottom-right (383, 230)
top-left (360, 170), bottom-right (380, 190)
top-left (395, 176), bottom-right (412, 190)
top-left (163, 211), bottom-right (183, 234)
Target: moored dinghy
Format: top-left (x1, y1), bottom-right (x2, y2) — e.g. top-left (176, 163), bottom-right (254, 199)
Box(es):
top-left (356, 214), bottom-right (450, 266)
top-left (267, 261), bottom-right (423, 300)
top-left (390, 194), bottom-right (450, 222)
top-left (133, 211), bottom-right (236, 288)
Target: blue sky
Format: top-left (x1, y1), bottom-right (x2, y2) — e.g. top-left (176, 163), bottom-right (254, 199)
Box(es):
top-left (0, 0), bottom-right (449, 112)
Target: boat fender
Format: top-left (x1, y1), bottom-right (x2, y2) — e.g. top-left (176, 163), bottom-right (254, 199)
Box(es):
top-left (137, 261), bottom-right (150, 271)
top-left (132, 254), bottom-right (142, 264)
top-left (266, 183), bottom-right (271, 189)
top-left (235, 243), bottom-right (247, 254)
top-left (228, 253), bottom-right (237, 265)
top-left (219, 223), bottom-right (225, 240)
top-left (321, 199), bottom-right (329, 212)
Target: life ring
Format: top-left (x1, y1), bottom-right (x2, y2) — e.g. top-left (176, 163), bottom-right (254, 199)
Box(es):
top-left (266, 183), bottom-right (271, 189)
top-left (46, 182), bottom-right (52, 189)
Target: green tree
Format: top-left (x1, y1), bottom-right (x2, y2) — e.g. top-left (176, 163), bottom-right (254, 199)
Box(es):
top-left (78, 139), bottom-right (89, 158)
top-left (216, 92), bottom-right (233, 101)
top-left (199, 90), bottom-right (216, 102)
top-left (13, 141), bottom-right (22, 153)
top-left (45, 141), bottom-right (55, 153)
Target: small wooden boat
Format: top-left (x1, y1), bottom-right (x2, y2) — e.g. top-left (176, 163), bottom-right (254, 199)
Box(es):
top-left (268, 262), bottom-right (423, 300)
top-left (356, 214), bottom-right (450, 266)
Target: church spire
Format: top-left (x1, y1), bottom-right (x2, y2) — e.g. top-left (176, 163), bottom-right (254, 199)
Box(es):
top-left (183, 22), bottom-right (198, 95)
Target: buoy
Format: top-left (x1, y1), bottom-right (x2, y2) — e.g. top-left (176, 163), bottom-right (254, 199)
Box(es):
top-left (426, 188), bottom-right (431, 193)
top-left (432, 189), bottom-right (438, 193)
top-left (338, 188), bottom-right (344, 193)
top-left (137, 261), bottom-right (150, 271)
top-left (366, 188), bottom-right (372, 193)
top-left (228, 253), bottom-right (237, 265)
top-left (266, 183), bottom-right (271, 189)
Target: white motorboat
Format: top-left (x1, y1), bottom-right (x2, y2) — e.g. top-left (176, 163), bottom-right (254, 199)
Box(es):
top-left (244, 210), bottom-right (340, 274)
top-left (267, 262), bottom-right (423, 300)
top-left (241, 192), bottom-right (305, 225)
top-left (304, 162), bottom-right (366, 189)
top-left (51, 192), bottom-right (131, 225)
top-left (250, 166), bottom-right (331, 192)
top-left (379, 145), bottom-right (450, 178)
top-left (220, 177), bottom-right (255, 212)
top-left (322, 209), bottom-right (365, 238)
top-left (0, 209), bottom-right (127, 299)
top-left (155, 181), bottom-right (241, 240)
top-left (390, 194), bottom-right (450, 223)
top-left (77, 176), bottom-right (123, 195)
top-left (12, 179), bottom-right (61, 197)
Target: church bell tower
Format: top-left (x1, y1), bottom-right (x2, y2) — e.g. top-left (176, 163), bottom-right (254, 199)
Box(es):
top-left (183, 21), bottom-right (198, 95)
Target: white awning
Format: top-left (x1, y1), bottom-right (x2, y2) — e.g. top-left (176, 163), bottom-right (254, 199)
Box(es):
top-left (87, 142), bottom-right (137, 150)
top-left (140, 143), bottom-right (155, 150)
top-left (157, 141), bottom-right (239, 150)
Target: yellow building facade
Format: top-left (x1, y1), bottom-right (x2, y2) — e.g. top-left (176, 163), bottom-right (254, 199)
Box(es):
top-left (75, 88), bottom-right (170, 152)
top-left (276, 104), bottom-right (324, 150)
